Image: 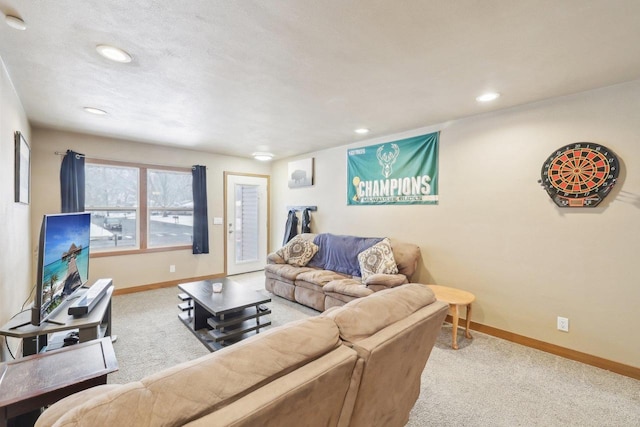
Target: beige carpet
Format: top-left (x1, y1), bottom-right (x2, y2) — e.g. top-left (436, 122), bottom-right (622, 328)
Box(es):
top-left (109, 272), bottom-right (640, 426)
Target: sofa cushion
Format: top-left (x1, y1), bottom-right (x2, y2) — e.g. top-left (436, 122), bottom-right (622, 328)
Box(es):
top-left (308, 233), bottom-right (382, 276)
top-left (277, 235), bottom-right (319, 267)
top-left (323, 279), bottom-right (374, 299)
top-left (296, 269), bottom-right (349, 289)
top-left (323, 283), bottom-right (436, 342)
top-left (388, 239), bottom-right (420, 279)
top-left (264, 263), bottom-right (314, 281)
top-left (357, 238), bottom-right (398, 280)
top-left (35, 384), bottom-right (123, 427)
top-left (363, 273), bottom-right (407, 288)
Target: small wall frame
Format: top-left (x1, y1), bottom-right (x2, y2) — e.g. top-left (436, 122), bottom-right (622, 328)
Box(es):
top-left (14, 131), bottom-right (30, 204)
top-left (288, 158), bottom-right (314, 188)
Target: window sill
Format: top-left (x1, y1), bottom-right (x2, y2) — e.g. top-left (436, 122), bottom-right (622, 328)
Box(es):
top-left (90, 245), bottom-right (193, 258)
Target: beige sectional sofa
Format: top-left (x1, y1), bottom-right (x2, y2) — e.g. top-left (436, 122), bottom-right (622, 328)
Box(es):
top-left (265, 233), bottom-right (421, 311)
top-left (36, 284), bottom-right (448, 427)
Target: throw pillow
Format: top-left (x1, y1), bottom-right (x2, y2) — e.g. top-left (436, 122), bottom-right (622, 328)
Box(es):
top-left (279, 236), bottom-right (319, 267)
top-left (357, 238), bottom-right (398, 280)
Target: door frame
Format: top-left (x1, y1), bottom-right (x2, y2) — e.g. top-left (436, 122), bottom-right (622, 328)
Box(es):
top-left (223, 171), bottom-right (270, 275)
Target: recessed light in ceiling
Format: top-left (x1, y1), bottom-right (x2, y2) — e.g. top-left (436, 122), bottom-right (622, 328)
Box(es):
top-left (83, 107), bottom-right (108, 115)
top-left (252, 152), bottom-right (274, 161)
top-left (96, 44), bottom-right (133, 63)
top-left (5, 15), bottom-right (27, 30)
top-left (476, 92), bottom-right (500, 102)
top-left (354, 128), bottom-right (370, 135)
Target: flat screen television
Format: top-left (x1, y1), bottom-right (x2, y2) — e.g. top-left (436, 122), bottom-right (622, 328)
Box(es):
top-left (30, 212), bottom-right (91, 326)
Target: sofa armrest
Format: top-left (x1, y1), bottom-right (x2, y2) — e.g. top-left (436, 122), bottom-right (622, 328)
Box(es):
top-left (364, 274), bottom-right (408, 292)
top-left (35, 384), bottom-right (123, 427)
top-left (267, 251), bottom-right (286, 264)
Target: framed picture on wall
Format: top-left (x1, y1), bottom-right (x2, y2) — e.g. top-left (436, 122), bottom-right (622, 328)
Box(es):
top-left (288, 158), bottom-right (314, 188)
top-left (14, 131), bottom-right (30, 204)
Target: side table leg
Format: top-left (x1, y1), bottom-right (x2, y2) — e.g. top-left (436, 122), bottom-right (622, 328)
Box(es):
top-left (465, 303), bottom-right (473, 339)
top-left (451, 304), bottom-right (459, 350)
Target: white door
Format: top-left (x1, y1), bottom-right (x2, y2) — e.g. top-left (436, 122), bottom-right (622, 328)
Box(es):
top-left (225, 173), bottom-right (269, 275)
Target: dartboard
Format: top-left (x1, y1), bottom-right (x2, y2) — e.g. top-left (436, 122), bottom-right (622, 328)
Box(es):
top-left (540, 142), bottom-right (619, 207)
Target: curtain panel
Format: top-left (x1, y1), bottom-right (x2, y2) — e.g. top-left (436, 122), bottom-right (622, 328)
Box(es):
top-left (60, 150), bottom-right (85, 213)
top-left (192, 165), bottom-right (209, 254)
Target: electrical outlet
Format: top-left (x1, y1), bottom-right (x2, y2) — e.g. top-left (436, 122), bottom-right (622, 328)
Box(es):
top-left (557, 316), bottom-right (569, 332)
top-left (169, 265), bottom-right (176, 273)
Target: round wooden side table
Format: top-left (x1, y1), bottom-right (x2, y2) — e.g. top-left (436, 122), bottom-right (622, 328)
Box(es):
top-left (427, 285), bottom-right (475, 350)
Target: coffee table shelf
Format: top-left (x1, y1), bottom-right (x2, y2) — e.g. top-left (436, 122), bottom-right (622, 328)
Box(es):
top-left (208, 318), bottom-right (271, 342)
top-left (177, 278), bottom-right (271, 352)
top-left (178, 312), bottom-right (218, 352)
top-left (206, 306), bottom-right (271, 329)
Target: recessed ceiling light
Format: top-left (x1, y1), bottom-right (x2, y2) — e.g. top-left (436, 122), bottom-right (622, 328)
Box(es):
top-left (252, 152), bottom-right (273, 161)
top-left (354, 128), bottom-right (370, 135)
top-left (83, 107), bottom-right (108, 115)
top-left (476, 92), bottom-right (500, 102)
top-left (96, 44), bottom-right (133, 63)
top-left (5, 15), bottom-right (27, 30)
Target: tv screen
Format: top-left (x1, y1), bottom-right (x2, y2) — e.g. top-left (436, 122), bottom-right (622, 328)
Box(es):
top-left (36, 212), bottom-right (91, 323)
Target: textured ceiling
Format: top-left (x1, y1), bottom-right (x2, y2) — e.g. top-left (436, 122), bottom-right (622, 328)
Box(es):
top-left (1, 1), bottom-right (640, 160)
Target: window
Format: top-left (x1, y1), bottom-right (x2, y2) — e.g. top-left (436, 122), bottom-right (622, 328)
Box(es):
top-left (85, 160), bottom-right (193, 255)
top-left (234, 184), bottom-right (259, 263)
top-left (147, 169), bottom-right (193, 248)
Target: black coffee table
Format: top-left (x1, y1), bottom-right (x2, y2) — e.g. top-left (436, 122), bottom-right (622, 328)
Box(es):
top-left (178, 278), bottom-right (271, 351)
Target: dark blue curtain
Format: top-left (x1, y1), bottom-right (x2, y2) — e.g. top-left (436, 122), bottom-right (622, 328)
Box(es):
top-left (60, 150), bottom-right (85, 213)
top-left (192, 165), bottom-right (209, 254)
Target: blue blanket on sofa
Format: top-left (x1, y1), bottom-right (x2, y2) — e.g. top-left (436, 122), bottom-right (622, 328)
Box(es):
top-left (308, 233), bottom-right (383, 277)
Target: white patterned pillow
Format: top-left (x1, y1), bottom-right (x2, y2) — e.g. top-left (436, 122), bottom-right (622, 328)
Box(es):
top-left (357, 238), bottom-right (398, 280)
top-left (278, 236), bottom-right (319, 267)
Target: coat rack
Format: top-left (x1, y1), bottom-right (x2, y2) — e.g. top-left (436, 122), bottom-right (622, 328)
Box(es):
top-left (283, 206), bottom-right (316, 242)
top-left (286, 205), bottom-right (317, 212)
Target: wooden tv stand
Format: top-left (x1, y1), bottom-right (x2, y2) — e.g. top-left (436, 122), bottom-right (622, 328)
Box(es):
top-left (0, 286), bottom-right (113, 356)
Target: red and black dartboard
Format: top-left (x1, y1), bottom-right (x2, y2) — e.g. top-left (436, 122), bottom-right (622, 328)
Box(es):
top-left (540, 142), bottom-right (619, 207)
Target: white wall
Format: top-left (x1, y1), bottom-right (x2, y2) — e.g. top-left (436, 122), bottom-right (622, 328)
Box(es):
top-left (270, 80), bottom-right (640, 368)
top-left (30, 129), bottom-right (271, 290)
top-left (0, 57), bottom-right (31, 362)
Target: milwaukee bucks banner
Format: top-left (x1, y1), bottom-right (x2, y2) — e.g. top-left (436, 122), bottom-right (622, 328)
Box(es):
top-left (347, 132), bottom-right (439, 205)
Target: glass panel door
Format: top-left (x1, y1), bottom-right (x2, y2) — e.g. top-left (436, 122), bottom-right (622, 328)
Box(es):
top-left (226, 174), bottom-right (268, 275)
top-left (234, 184), bottom-right (259, 263)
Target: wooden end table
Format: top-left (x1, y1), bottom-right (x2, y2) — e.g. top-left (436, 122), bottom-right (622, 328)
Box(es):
top-left (427, 285), bottom-right (475, 350)
top-left (0, 337), bottom-right (118, 427)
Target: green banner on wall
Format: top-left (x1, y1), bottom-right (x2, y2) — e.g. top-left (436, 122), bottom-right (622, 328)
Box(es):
top-left (347, 132), bottom-right (439, 205)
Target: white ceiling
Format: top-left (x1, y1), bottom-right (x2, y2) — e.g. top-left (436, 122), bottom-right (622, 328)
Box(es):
top-left (1, 1), bottom-right (640, 160)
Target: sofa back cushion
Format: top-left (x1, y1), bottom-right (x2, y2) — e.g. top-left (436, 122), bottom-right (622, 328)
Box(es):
top-left (307, 233), bottom-right (382, 276)
top-left (323, 283), bottom-right (437, 342)
top-left (184, 345), bottom-right (361, 427)
top-left (388, 238), bottom-right (421, 280)
top-left (45, 317), bottom-right (342, 427)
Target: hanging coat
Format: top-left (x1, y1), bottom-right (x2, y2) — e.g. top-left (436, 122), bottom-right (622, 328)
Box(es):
top-left (283, 210), bottom-right (299, 245)
top-left (301, 208), bottom-right (311, 234)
